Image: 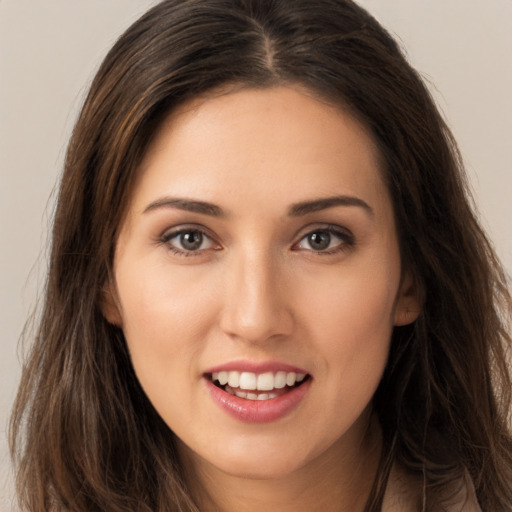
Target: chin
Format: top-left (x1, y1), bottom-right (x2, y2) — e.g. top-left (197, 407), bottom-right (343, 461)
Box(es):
top-left (214, 453), bottom-right (307, 481)
top-left (179, 434), bottom-right (312, 481)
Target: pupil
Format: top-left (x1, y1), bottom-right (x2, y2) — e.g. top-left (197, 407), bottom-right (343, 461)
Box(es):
top-left (181, 231), bottom-right (203, 250)
top-left (309, 231), bottom-right (330, 250)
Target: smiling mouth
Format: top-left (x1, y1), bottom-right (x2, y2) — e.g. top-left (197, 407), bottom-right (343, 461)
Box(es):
top-left (207, 370), bottom-right (310, 401)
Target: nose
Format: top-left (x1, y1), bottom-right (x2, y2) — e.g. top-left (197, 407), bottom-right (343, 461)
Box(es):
top-left (219, 248), bottom-right (294, 345)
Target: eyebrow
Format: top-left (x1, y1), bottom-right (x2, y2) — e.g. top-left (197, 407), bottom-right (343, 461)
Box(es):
top-left (289, 195), bottom-right (374, 217)
top-left (143, 194), bottom-right (373, 218)
top-left (143, 197), bottom-right (224, 217)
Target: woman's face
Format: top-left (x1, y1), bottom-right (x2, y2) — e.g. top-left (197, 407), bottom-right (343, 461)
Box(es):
top-left (105, 86), bottom-right (419, 480)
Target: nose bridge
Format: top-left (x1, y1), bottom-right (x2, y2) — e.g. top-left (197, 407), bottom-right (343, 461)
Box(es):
top-left (220, 244), bottom-right (292, 343)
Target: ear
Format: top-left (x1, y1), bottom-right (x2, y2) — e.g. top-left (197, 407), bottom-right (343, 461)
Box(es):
top-left (394, 271), bottom-right (422, 326)
top-left (100, 281), bottom-right (123, 327)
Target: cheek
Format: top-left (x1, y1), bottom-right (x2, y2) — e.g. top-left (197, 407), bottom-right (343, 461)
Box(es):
top-left (119, 259), bottom-right (216, 328)
top-left (114, 264), bottom-right (225, 435)
top-left (303, 249), bottom-right (399, 332)
top-left (114, 262), bottom-right (220, 386)
top-left (299, 253), bottom-right (400, 404)
top-left (309, 283), bottom-right (394, 371)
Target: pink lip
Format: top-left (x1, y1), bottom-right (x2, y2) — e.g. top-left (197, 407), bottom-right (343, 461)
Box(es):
top-left (203, 360), bottom-right (312, 423)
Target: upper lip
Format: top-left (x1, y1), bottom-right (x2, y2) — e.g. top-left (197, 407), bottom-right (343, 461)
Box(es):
top-left (204, 360), bottom-right (310, 376)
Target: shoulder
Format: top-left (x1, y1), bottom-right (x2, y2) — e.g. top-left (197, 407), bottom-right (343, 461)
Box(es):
top-left (382, 464), bottom-right (482, 512)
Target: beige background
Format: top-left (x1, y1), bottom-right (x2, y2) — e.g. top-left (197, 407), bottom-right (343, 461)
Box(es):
top-left (1, 1), bottom-right (511, 510)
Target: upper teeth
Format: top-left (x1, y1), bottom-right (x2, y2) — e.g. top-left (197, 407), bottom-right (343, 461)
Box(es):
top-left (212, 371), bottom-right (306, 391)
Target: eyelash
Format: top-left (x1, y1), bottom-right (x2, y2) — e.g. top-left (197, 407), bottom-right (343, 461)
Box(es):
top-left (159, 226), bottom-right (219, 257)
top-left (293, 225), bottom-right (355, 255)
top-left (158, 225), bottom-right (355, 257)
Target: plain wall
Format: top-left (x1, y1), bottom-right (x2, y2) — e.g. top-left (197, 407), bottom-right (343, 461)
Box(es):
top-left (1, 1), bottom-right (511, 510)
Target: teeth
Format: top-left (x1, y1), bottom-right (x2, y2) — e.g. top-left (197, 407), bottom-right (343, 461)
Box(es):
top-left (239, 372), bottom-right (257, 390)
top-left (227, 371), bottom-right (240, 387)
top-left (257, 372), bottom-right (275, 391)
top-left (234, 389), bottom-right (247, 399)
top-left (286, 372), bottom-right (296, 386)
top-left (225, 387), bottom-right (284, 401)
top-left (274, 371), bottom-right (287, 389)
top-left (212, 370), bottom-right (307, 391)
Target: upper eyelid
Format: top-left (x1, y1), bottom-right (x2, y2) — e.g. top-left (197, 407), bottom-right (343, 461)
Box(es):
top-left (160, 224), bottom-right (215, 240)
top-left (293, 223), bottom-right (354, 240)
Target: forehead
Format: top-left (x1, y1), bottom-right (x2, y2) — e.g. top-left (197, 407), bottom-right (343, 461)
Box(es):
top-left (129, 85), bottom-right (390, 218)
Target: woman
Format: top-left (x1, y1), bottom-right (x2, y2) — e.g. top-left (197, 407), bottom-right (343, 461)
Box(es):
top-left (10, 1), bottom-right (512, 511)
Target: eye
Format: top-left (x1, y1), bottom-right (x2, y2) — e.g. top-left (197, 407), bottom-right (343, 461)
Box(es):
top-left (161, 228), bottom-right (218, 255)
top-left (294, 227), bottom-right (354, 254)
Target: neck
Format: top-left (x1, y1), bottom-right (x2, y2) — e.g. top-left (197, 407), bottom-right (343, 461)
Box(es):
top-left (178, 412), bottom-right (383, 512)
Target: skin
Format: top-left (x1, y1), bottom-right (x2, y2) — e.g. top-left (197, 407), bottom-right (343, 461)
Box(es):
top-left (103, 86), bottom-right (421, 511)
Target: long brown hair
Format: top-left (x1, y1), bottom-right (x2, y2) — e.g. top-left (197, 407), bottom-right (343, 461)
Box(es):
top-left (10, 1), bottom-right (512, 511)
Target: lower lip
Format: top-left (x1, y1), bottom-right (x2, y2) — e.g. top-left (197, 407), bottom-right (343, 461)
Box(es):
top-left (204, 377), bottom-right (312, 423)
